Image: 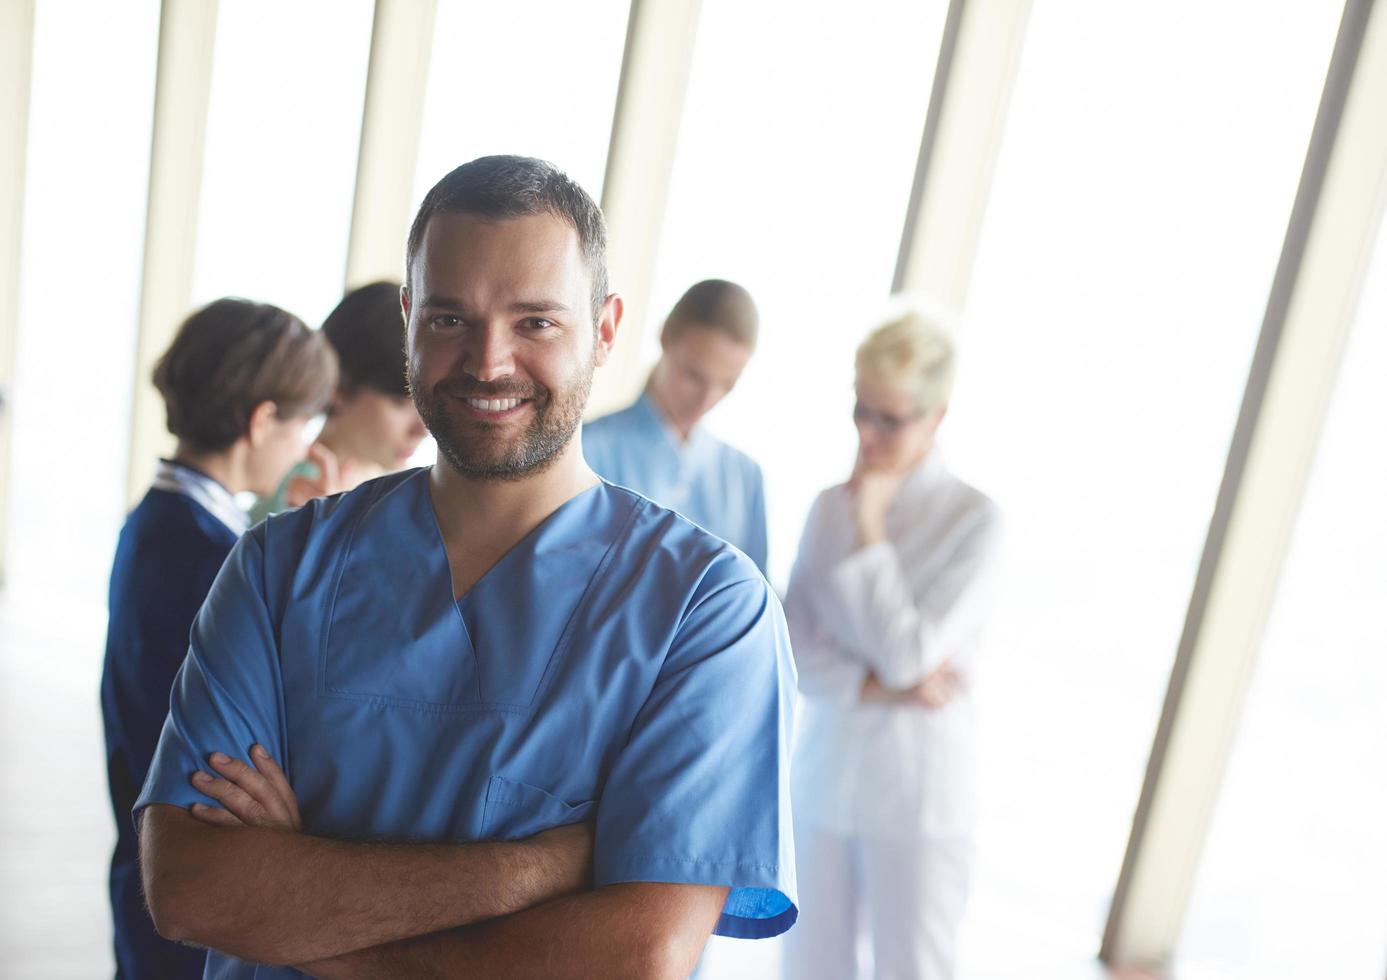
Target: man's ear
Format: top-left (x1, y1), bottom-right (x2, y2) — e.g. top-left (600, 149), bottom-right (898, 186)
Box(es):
top-left (593, 293), bottom-right (624, 367)
top-left (399, 285), bottom-right (412, 326)
top-left (247, 400), bottom-right (278, 448)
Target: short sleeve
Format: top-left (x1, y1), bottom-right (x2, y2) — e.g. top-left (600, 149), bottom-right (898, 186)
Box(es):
top-left (593, 568), bottom-right (799, 939)
top-left (133, 529), bottom-right (289, 824)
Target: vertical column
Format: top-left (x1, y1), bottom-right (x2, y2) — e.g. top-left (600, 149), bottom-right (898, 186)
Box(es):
top-left (125, 0), bottom-right (219, 503)
top-left (0, 0), bottom-right (36, 584)
top-left (588, 0), bottom-right (703, 416)
top-left (1101, 0), bottom-right (1387, 967)
top-left (892, 0), bottom-right (1032, 307)
top-left (345, 0), bottom-right (438, 289)
top-left (0, 0), bottom-right (37, 585)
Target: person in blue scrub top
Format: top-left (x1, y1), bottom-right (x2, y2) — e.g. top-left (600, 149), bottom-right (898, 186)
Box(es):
top-left (134, 155), bottom-right (798, 979)
top-left (584, 279), bottom-right (769, 574)
top-left (101, 298), bottom-right (337, 980)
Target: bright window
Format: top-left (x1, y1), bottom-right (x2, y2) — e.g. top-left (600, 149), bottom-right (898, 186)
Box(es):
top-left (189, 0), bottom-right (374, 328)
top-left (945, 3), bottom-right (1344, 973)
top-left (8, 0), bottom-right (160, 610)
top-left (1174, 207), bottom-right (1387, 979)
top-left (645, 0), bottom-right (950, 592)
top-left (4, 5), bottom-right (161, 976)
top-left (412, 0), bottom-right (630, 207)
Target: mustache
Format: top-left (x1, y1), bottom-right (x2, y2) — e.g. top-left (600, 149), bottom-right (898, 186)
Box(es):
top-left (435, 379), bottom-right (544, 400)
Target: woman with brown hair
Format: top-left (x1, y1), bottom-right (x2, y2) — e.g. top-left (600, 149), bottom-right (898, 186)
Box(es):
top-left (99, 298), bottom-right (336, 980)
top-left (251, 281), bottom-right (426, 518)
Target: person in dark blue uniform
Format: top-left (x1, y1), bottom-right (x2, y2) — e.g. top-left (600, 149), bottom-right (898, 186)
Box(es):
top-left (100, 298), bottom-right (336, 979)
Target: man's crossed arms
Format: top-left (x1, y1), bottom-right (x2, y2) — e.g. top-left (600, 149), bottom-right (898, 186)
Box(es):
top-left (140, 746), bottom-right (727, 979)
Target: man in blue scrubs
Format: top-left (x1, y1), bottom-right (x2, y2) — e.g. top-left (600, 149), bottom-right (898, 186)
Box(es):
top-left (584, 280), bottom-right (769, 574)
top-left (136, 156), bottom-right (797, 978)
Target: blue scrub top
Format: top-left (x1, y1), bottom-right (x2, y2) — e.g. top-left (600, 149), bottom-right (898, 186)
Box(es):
top-left (584, 393), bottom-right (769, 575)
top-left (136, 467), bottom-right (798, 978)
top-left (103, 481), bottom-right (238, 980)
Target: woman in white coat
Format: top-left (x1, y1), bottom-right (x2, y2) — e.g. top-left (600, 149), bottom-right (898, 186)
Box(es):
top-left (782, 310), bottom-right (1001, 980)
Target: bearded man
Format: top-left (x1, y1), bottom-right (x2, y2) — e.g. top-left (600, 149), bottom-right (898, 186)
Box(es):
top-left (133, 155), bottom-right (798, 979)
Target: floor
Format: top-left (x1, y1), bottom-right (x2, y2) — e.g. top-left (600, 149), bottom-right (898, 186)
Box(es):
top-left (0, 587), bottom-right (115, 978)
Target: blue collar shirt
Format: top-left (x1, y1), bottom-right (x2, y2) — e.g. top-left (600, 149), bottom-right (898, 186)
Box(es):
top-left (583, 393), bottom-right (769, 575)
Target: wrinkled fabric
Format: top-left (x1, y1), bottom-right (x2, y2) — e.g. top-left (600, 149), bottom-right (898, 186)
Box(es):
top-left (787, 452), bottom-right (1001, 837)
top-left (584, 393), bottom-right (768, 574)
top-left (103, 460), bottom-right (244, 979)
top-left (137, 468), bottom-right (797, 978)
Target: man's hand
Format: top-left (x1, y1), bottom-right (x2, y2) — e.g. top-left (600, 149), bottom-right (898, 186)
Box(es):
top-left (177, 747), bottom-right (607, 976)
top-left (188, 744), bottom-right (301, 831)
top-left (284, 443), bottom-right (343, 508)
top-left (186, 745), bottom-right (593, 897)
top-left (859, 663), bottom-right (963, 708)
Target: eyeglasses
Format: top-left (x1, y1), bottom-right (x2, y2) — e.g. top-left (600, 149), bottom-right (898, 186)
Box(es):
top-left (852, 402), bottom-right (925, 436)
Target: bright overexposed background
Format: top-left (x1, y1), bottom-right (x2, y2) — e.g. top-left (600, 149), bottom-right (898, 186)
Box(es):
top-left (1, 1), bottom-right (1383, 977)
top-left (1173, 177), bottom-right (1387, 980)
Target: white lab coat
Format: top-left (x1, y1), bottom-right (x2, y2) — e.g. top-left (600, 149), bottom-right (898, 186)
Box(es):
top-left (782, 451), bottom-right (1000, 979)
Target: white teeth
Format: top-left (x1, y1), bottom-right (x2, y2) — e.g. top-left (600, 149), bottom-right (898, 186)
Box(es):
top-left (467, 397), bottom-right (521, 412)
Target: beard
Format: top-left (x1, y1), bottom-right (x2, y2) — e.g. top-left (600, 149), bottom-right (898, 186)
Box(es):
top-left (409, 356), bottom-right (593, 482)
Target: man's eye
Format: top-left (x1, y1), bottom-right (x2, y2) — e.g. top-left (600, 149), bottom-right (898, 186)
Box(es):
top-left (432, 315), bottom-right (463, 329)
top-left (527, 317), bottom-right (555, 331)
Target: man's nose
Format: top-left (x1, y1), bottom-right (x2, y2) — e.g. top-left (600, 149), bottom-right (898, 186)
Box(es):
top-left (464, 323), bottom-right (515, 382)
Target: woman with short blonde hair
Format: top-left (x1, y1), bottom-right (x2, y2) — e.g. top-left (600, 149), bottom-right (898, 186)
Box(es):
top-left (853, 309), bottom-right (957, 415)
top-left (783, 305), bottom-right (1000, 980)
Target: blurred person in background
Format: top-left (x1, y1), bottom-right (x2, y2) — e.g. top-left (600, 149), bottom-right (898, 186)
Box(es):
top-left (100, 298), bottom-right (337, 980)
top-left (252, 281), bottom-right (426, 518)
top-left (780, 308), bottom-right (1001, 980)
top-left (583, 279), bottom-right (768, 574)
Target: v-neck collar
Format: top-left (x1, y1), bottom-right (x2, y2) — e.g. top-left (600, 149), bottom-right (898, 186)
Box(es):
top-left (419, 469), bottom-right (608, 604)
top-left (321, 468), bottom-right (640, 709)
top-left (633, 392), bottom-right (713, 462)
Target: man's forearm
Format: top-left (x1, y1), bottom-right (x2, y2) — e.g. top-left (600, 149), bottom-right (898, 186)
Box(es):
top-left (301, 882), bottom-right (729, 980)
top-left (141, 805), bottom-right (584, 965)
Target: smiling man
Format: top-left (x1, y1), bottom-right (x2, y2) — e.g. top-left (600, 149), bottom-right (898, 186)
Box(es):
top-left (584, 280), bottom-right (768, 574)
top-left (134, 156), bottom-right (798, 979)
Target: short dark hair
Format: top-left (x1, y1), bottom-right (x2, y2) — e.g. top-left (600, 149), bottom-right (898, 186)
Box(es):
top-left (406, 155), bottom-right (608, 321)
top-left (665, 279), bottom-right (759, 348)
top-left (153, 298), bottom-right (338, 453)
top-left (322, 281), bottom-right (407, 398)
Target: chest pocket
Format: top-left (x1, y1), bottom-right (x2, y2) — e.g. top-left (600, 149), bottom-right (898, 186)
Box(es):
top-left (482, 776), bottom-right (596, 841)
